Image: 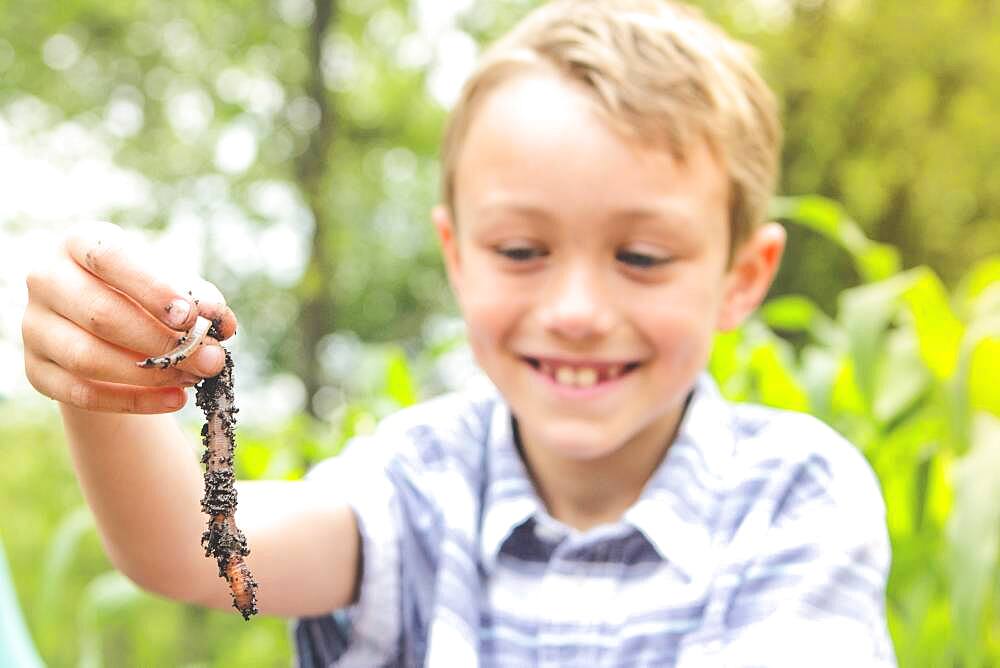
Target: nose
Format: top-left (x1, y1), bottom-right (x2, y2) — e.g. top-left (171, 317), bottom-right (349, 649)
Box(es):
top-left (537, 262), bottom-right (616, 340)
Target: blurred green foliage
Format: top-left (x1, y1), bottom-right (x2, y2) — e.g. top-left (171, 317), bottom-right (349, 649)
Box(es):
top-left (3, 0), bottom-right (996, 405)
top-left (716, 198), bottom-right (1000, 667)
top-left (4, 202), bottom-right (999, 665)
top-left (3, 0), bottom-right (1000, 665)
top-left (761, 0), bottom-right (1000, 298)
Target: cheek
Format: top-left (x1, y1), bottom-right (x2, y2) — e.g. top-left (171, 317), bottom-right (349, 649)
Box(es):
top-left (635, 282), bottom-right (723, 358)
top-left (455, 266), bottom-right (519, 346)
top-left (462, 291), bottom-right (524, 378)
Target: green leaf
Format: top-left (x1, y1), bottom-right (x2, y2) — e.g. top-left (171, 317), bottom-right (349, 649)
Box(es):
top-left (797, 345), bottom-right (840, 420)
top-left (947, 413), bottom-right (1000, 666)
top-left (748, 340), bottom-right (810, 412)
top-left (770, 195), bottom-right (901, 281)
top-left (709, 329), bottom-right (745, 397)
top-left (837, 271), bottom-right (918, 408)
top-left (38, 507), bottom-right (95, 614)
top-left (872, 328), bottom-right (931, 426)
top-left (955, 257), bottom-right (1000, 315)
top-left (872, 413), bottom-right (942, 538)
top-left (759, 294), bottom-right (818, 330)
top-left (835, 266), bottom-right (960, 413)
top-left (900, 269), bottom-right (964, 380)
top-left (968, 336), bottom-right (1000, 417)
top-left (953, 308), bottom-right (1000, 447)
top-left (78, 571), bottom-right (143, 668)
top-left (759, 294), bottom-right (841, 347)
top-left (925, 448), bottom-right (954, 533)
top-left (80, 571), bottom-right (142, 621)
top-left (384, 347), bottom-right (417, 407)
top-left (830, 357), bottom-right (866, 416)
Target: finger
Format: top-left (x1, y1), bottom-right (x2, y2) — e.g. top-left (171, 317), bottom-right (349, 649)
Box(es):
top-left (29, 254), bottom-right (215, 369)
top-left (185, 276), bottom-right (238, 341)
top-left (25, 349), bottom-right (189, 414)
top-left (140, 332), bottom-right (228, 379)
top-left (64, 221), bottom-right (199, 331)
top-left (25, 305), bottom-right (204, 388)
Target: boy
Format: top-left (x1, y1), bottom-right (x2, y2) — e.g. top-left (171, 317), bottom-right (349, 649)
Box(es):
top-left (21, 0), bottom-right (895, 665)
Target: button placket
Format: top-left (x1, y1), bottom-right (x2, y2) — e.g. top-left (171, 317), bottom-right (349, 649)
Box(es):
top-left (537, 548), bottom-right (567, 668)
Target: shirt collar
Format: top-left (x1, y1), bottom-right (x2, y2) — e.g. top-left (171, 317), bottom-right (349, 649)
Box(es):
top-left (623, 372), bottom-right (736, 581)
top-left (479, 400), bottom-right (541, 574)
top-left (478, 372), bottom-right (736, 580)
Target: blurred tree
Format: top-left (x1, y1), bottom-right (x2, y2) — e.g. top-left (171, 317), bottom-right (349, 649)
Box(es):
top-left (747, 0), bottom-right (1000, 308)
top-left (293, 0), bottom-right (337, 415)
top-left (0, 0), bottom-right (452, 416)
top-left (2, 0), bottom-right (998, 409)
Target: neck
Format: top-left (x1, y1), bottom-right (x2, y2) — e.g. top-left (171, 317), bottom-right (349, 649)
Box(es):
top-left (515, 405), bottom-right (686, 532)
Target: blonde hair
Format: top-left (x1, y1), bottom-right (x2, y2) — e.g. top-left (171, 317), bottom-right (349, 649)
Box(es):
top-left (440, 0), bottom-right (782, 253)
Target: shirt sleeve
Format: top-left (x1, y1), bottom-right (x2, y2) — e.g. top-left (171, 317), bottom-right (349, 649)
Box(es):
top-left (719, 503), bottom-right (895, 667)
top-left (682, 429), bottom-right (896, 666)
top-left (293, 435), bottom-right (402, 668)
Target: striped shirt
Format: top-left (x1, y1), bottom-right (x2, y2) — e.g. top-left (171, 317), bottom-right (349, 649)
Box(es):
top-left (294, 373), bottom-right (895, 667)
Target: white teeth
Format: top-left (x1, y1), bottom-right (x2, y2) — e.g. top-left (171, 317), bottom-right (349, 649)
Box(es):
top-left (576, 367), bottom-right (598, 387)
top-left (553, 365), bottom-right (599, 388)
top-left (531, 359), bottom-right (632, 388)
top-left (555, 366), bottom-right (577, 386)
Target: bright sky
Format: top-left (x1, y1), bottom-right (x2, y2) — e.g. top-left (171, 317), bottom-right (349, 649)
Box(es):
top-left (3, 0), bottom-right (788, 417)
top-left (0, 0), bottom-right (482, 423)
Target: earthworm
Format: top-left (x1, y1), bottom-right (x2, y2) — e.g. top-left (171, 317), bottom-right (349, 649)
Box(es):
top-left (137, 315), bottom-right (212, 369)
top-left (138, 315), bottom-right (259, 620)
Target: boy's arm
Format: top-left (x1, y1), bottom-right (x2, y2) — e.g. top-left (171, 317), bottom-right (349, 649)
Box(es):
top-left (23, 222), bottom-right (361, 618)
top-left (60, 406), bottom-right (362, 617)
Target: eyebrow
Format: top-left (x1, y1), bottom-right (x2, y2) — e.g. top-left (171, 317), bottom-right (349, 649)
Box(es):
top-left (476, 203), bottom-right (554, 222)
top-left (612, 206), bottom-right (694, 230)
top-left (476, 202), bottom-right (693, 230)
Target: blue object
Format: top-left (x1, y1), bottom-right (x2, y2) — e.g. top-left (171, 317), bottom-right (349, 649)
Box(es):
top-left (0, 538), bottom-right (44, 668)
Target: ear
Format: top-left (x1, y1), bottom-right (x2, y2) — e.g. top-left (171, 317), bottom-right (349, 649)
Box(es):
top-left (716, 222), bottom-right (786, 331)
top-left (432, 204), bottom-right (462, 293)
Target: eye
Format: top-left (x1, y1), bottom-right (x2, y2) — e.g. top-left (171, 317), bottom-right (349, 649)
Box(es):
top-left (497, 246), bottom-right (545, 262)
top-left (616, 250), bottom-right (670, 268)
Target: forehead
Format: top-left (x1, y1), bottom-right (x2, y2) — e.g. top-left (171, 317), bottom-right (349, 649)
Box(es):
top-left (452, 71), bottom-right (730, 237)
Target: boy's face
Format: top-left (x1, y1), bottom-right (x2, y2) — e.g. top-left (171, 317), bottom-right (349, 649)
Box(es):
top-left (434, 72), bottom-right (783, 465)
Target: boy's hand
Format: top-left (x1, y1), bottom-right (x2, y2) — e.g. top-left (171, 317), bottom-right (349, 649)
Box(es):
top-left (22, 221), bottom-right (238, 414)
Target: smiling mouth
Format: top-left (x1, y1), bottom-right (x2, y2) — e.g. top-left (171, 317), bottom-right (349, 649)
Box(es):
top-left (522, 357), bottom-right (642, 388)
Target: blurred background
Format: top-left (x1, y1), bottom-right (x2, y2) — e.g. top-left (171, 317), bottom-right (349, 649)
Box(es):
top-left (1, 0), bottom-right (998, 665)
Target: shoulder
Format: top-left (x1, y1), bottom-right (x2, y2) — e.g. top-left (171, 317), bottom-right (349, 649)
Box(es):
top-left (306, 378), bottom-right (503, 487)
top-left (724, 403), bottom-right (886, 532)
top-left (694, 407), bottom-right (895, 662)
top-left (373, 378), bottom-right (501, 471)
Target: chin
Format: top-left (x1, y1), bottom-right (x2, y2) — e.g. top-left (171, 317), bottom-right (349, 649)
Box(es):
top-left (532, 423), bottom-right (624, 462)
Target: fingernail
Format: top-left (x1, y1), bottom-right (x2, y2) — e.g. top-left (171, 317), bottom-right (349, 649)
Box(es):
top-left (166, 299), bottom-right (191, 328)
top-left (166, 391), bottom-right (186, 409)
top-left (195, 346), bottom-right (224, 376)
top-left (179, 373), bottom-right (201, 387)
